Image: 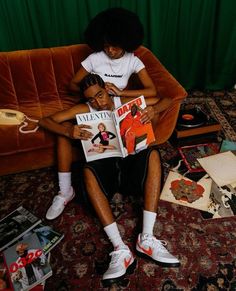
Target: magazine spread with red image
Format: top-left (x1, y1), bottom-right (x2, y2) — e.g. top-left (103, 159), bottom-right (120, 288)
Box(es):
top-left (76, 96), bottom-right (155, 162)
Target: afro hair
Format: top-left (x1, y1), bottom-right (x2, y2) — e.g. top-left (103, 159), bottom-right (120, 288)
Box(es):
top-left (84, 7), bottom-right (144, 52)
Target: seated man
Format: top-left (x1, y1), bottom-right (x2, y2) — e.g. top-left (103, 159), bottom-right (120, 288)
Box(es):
top-left (39, 74), bottom-right (180, 285)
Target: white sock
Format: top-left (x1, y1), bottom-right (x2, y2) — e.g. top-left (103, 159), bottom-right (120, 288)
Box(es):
top-left (104, 222), bottom-right (127, 250)
top-left (58, 172), bottom-right (72, 196)
top-left (142, 210), bottom-right (157, 236)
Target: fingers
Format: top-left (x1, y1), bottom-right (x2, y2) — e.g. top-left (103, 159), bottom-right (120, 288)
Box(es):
top-left (78, 130), bottom-right (93, 140)
top-left (77, 124), bottom-right (91, 129)
top-left (140, 107), bottom-right (154, 123)
top-left (73, 125), bottom-right (93, 139)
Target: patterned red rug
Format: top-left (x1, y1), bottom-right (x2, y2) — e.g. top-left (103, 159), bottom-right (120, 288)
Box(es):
top-left (1, 90), bottom-right (236, 290)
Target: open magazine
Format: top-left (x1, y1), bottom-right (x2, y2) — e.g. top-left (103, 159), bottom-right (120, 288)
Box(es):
top-left (76, 96), bottom-right (155, 162)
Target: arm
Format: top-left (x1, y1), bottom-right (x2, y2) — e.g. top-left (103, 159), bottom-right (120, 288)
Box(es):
top-left (91, 133), bottom-right (100, 144)
top-left (141, 96), bottom-right (174, 124)
top-left (105, 68), bottom-right (157, 98)
top-left (39, 104), bottom-right (93, 140)
top-left (69, 66), bottom-right (89, 94)
top-left (107, 131), bottom-right (116, 140)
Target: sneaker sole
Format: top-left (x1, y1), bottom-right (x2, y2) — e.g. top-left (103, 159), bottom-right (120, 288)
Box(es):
top-left (136, 250), bottom-right (180, 268)
top-left (101, 259), bottom-right (137, 287)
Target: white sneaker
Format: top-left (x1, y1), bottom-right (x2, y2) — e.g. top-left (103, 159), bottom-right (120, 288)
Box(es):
top-left (136, 233), bottom-right (180, 267)
top-left (102, 246), bottom-right (136, 286)
top-left (46, 187), bottom-right (75, 220)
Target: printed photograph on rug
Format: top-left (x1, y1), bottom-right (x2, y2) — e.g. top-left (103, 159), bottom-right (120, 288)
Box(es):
top-left (160, 171), bottom-right (212, 211)
top-left (201, 182), bottom-right (236, 219)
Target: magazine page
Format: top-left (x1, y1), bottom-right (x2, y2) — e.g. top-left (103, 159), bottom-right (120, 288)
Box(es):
top-left (201, 181), bottom-right (236, 219)
top-left (76, 110), bottom-right (123, 162)
top-left (0, 206), bottom-right (41, 252)
top-left (160, 171), bottom-right (212, 211)
top-left (21, 224), bottom-right (64, 254)
top-left (112, 95), bottom-right (155, 157)
top-left (3, 233), bottom-right (52, 291)
top-left (197, 151), bottom-right (236, 186)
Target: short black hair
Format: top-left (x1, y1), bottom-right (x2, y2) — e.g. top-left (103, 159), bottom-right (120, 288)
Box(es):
top-left (84, 7), bottom-right (144, 52)
top-left (79, 74), bottom-right (105, 93)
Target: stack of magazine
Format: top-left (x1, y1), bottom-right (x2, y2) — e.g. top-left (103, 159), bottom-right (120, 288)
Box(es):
top-left (0, 206), bottom-right (64, 290)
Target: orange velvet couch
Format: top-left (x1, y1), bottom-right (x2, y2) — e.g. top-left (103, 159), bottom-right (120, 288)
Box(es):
top-left (0, 44), bottom-right (187, 176)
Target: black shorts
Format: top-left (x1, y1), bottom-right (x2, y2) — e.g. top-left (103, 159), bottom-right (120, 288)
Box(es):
top-left (80, 146), bottom-right (160, 204)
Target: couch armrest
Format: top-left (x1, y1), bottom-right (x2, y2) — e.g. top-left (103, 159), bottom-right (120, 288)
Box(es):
top-left (134, 46), bottom-right (187, 144)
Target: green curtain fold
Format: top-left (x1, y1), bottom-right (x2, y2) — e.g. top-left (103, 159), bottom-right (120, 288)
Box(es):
top-left (0, 0), bottom-right (235, 90)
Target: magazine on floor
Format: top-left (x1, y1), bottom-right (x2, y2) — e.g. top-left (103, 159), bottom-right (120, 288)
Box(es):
top-left (178, 143), bottom-right (220, 173)
top-left (201, 181), bottom-right (236, 219)
top-left (0, 253), bottom-right (12, 290)
top-left (0, 253), bottom-right (49, 291)
top-left (160, 170), bottom-right (212, 211)
top-left (0, 206), bottom-right (41, 252)
top-left (76, 95), bottom-right (155, 162)
top-left (21, 224), bottom-right (64, 254)
top-left (3, 233), bottom-right (52, 291)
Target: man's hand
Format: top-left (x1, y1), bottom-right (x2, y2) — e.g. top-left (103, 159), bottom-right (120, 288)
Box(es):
top-left (140, 106), bottom-right (157, 124)
top-left (69, 124), bottom-right (93, 140)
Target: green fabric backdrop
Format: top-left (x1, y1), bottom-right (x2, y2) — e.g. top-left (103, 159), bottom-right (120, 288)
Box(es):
top-left (0, 0), bottom-right (235, 90)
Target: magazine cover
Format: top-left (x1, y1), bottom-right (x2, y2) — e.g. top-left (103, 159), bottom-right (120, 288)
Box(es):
top-left (76, 96), bottom-right (155, 161)
top-left (3, 233), bottom-right (52, 291)
top-left (178, 143), bottom-right (220, 173)
top-left (160, 171), bottom-right (212, 211)
top-left (112, 95), bottom-right (155, 157)
top-left (201, 181), bottom-right (236, 219)
top-left (0, 206), bottom-right (42, 252)
top-left (76, 110), bottom-right (123, 162)
top-left (22, 224), bottom-right (64, 254)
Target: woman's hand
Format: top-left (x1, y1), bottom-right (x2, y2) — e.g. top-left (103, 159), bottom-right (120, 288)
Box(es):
top-left (105, 82), bottom-right (122, 96)
top-left (69, 125), bottom-right (93, 140)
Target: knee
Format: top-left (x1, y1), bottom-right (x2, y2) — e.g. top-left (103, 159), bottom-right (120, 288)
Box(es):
top-left (149, 150), bottom-right (161, 167)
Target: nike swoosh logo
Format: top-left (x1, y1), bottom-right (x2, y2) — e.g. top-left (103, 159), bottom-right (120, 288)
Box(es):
top-left (124, 256), bottom-right (132, 268)
top-left (137, 242), bottom-right (153, 256)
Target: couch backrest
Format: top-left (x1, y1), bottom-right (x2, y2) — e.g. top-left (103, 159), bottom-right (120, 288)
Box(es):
top-left (0, 44), bottom-right (187, 157)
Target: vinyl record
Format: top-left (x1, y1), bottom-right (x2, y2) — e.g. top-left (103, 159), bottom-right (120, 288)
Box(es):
top-left (177, 108), bottom-right (207, 128)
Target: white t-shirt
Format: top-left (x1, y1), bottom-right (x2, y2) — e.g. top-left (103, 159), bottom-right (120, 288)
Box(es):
top-left (81, 51), bottom-right (145, 90)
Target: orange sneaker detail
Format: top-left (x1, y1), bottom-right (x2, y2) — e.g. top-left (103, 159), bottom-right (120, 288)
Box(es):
top-left (124, 256), bottom-right (132, 268)
top-left (137, 241), bottom-right (153, 256)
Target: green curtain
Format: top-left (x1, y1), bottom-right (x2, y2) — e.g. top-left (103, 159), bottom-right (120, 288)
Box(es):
top-left (0, 0), bottom-right (235, 90)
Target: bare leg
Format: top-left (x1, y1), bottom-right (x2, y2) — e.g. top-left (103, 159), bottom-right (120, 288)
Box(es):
top-left (143, 150), bottom-right (162, 212)
top-left (57, 122), bottom-right (73, 172)
top-left (83, 167), bottom-right (115, 226)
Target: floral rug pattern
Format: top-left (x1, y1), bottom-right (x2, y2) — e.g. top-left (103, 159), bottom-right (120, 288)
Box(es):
top-left (0, 90), bottom-right (236, 290)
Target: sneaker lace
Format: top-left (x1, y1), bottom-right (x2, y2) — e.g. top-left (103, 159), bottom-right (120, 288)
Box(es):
top-left (142, 234), bottom-right (169, 253)
top-left (109, 249), bottom-right (130, 266)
